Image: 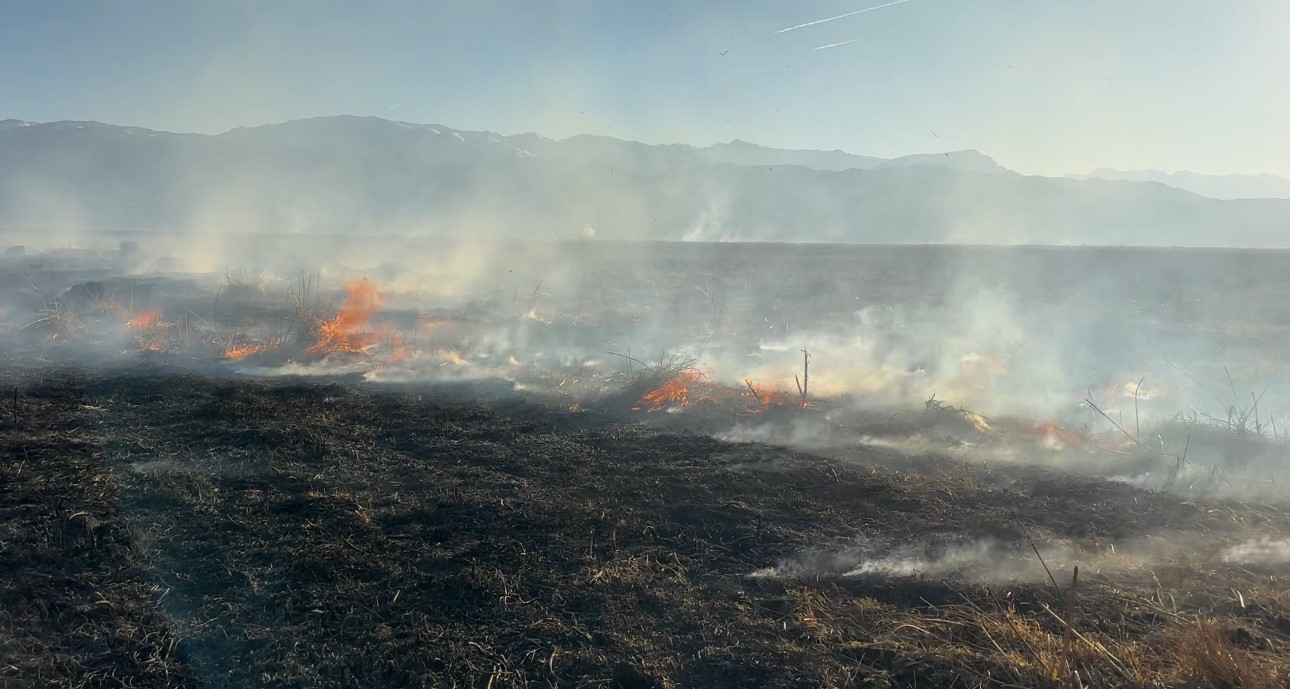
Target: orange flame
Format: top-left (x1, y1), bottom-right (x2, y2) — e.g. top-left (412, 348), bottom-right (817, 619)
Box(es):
top-left (634, 371), bottom-right (705, 412)
top-left (127, 308), bottom-right (161, 328)
top-left (387, 347), bottom-right (415, 365)
top-left (743, 378), bottom-right (797, 409)
top-left (438, 349), bottom-right (470, 367)
top-left (224, 343), bottom-right (266, 360)
top-left (1035, 420), bottom-right (1080, 447)
top-left (310, 278), bottom-right (384, 354)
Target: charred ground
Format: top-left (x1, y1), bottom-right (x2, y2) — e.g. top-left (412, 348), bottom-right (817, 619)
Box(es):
top-left (3, 359), bottom-right (1289, 688)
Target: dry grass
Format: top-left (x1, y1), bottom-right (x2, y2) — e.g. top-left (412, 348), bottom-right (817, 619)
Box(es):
top-left (608, 350), bottom-right (700, 399)
top-left (289, 272), bottom-right (325, 344)
top-left (1169, 617), bottom-right (1284, 689)
top-left (808, 596), bottom-right (1290, 689)
top-left (223, 266), bottom-right (267, 299)
top-left (22, 301), bottom-right (82, 340)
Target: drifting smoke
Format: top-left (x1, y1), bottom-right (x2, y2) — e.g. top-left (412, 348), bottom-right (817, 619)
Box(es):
top-left (1220, 537), bottom-right (1290, 564)
top-left (750, 535), bottom-right (1070, 584)
top-left (752, 531), bottom-right (1290, 584)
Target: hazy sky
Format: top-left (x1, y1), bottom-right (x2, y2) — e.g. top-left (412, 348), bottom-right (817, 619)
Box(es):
top-left (4, 0), bottom-right (1288, 177)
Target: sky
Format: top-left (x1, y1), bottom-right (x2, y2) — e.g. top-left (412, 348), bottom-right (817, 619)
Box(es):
top-left (3, 0), bottom-right (1288, 178)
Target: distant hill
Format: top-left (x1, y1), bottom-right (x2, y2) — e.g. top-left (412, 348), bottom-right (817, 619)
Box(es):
top-left (2, 115), bottom-right (1289, 247)
top-left (1070, 168), bottom-right (1290, 200)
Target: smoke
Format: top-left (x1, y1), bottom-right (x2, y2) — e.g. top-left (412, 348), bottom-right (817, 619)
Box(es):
top-left (752, 531), bottom-right (1290, 584)
top-left (750, 535), bottom-right (1069, 583)
top-left (1220, 537), bottom-right (1290, 565)
top-left (681, 197), bottom-right (734, 243)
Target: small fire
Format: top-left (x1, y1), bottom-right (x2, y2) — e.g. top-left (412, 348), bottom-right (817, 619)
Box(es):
top-left (127, 308), bottom-right (162, 328)
top-left (438, 349), bottom-right (470, 367)
top-left (1035, 419), bottom-right (1080, 448)
top-left (383, 331), bottom-right (415, 365)
top-left (743, 378), bottom-right (797, 409)
top-left (963, 411), bottom-right (992, 432)
top-left (387, 347), bottom-right (415, 365)
top-left (1121, 378), bottom-right (1158, 400)
top-left (224, 343), bottom-right (266, 360)
top-left (310, 278), bottom-right (384, 354)
top-left (634, 371), bottom-right (705, 412)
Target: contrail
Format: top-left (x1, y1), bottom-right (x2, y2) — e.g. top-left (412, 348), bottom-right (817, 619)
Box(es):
top-left (775, 0), bottom-right (917, 34)
top-left (815, 38), bottom-right (863, 50)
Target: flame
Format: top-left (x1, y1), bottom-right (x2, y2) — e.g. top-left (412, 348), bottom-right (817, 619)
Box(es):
top-left (1035, 419), bottom-right (1080, 448)
top-left (127, 308), bottom-right (161, 328)
top-left (382, 331), bottom-right (415, 365)
top-left (634, 371), bottom-right (705, 412)
top-left (224, 343), bottom-right (266, 360)
top-left (1121, 378), bottom-right (1158, 400)
top-left (743, 378), bottom-right (798, 409)
top-left (438, 349), bottom-right (470, 367)
top-left (963, 411), bottom-right (992, 432)
top-left (310, 278), bottom-right (384, 354)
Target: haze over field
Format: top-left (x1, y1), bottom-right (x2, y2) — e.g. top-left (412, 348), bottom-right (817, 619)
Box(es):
top-left (3, 115), bottom-right (1290, 247)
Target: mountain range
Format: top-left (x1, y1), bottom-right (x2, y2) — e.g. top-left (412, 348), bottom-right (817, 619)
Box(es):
top-left (1067, 169), bottom-right (1290, 201)
top-left (2, 115), bottom-right (1288, 247)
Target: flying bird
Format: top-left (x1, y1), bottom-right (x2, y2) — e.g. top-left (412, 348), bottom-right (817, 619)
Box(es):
top-left (776, 0), bottom-right (917, 34)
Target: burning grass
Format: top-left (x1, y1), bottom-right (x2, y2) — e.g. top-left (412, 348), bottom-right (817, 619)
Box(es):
top-left (610, 351), bottom-right (810, 418)
top-left (633, 369), bottom-right (707, 411)
top-left (309, 277), bottom-right (383, 354)
top-left (125, 307), bottom-right (162, 329)
top-left (222, 342), bottom-right (268, 360)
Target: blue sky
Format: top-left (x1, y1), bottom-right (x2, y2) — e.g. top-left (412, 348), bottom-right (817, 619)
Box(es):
top-left (3, 0), bottom-right (1288, 177)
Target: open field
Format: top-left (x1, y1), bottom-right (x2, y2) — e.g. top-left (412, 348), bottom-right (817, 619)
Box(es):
top-left (3, 238), bottom-right (1290, 687)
